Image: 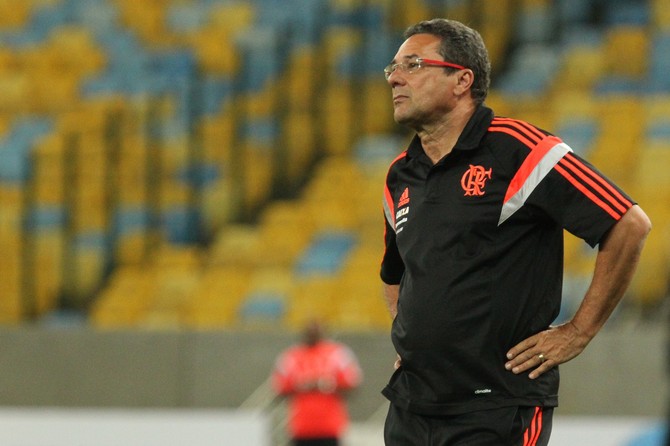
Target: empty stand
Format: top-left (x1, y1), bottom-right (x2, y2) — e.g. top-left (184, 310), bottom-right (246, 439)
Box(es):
top-left (0, 0), bottom-right (666, 330)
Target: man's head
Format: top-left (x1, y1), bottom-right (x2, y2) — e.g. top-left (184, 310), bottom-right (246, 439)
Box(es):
top-left (403, 19), bottom-right (491, 104)
top-left (385, 19), bottom-right (491, 129)
top-left (302, 319), bottom-right (324, 346)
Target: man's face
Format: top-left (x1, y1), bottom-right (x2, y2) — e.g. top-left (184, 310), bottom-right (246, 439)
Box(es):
top-left (387, 34), bottom-right (457, 128)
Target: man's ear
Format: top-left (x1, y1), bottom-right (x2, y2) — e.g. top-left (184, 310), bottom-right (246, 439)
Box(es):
top-left (453, 69), bottom-right (474, 96)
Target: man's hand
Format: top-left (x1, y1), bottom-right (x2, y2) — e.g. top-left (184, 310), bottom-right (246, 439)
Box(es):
top-left (504, 321), bottom-right (590, 379)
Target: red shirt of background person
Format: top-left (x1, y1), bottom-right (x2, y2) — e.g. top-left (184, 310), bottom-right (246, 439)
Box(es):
top-left (272, 321), bottom-right (363, 446)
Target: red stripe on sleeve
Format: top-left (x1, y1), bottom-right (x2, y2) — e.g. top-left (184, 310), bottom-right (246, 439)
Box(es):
top-left (555, 164), bottom-right (623, 219)
top-left (558, 157), bottom-right (629, 214)
top-left (488, 126), bottom-right (537, 150)
top-left (492, 117), bottom-right (545, 141)
top-left (561, 153), bottom-right (633, 210)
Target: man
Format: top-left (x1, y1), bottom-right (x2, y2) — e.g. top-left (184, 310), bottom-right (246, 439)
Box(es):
top-left (272, 320), bottom-right (363, 446)
top-left (380, 18), bottom-right (651, 445)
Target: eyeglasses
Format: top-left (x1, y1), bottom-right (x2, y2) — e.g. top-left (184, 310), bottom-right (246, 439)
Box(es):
top-left (384, 57), bottom-right (467, 80)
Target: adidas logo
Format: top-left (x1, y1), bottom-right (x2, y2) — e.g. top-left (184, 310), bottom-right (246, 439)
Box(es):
top-left (398, 187), bottom-right (410, 207)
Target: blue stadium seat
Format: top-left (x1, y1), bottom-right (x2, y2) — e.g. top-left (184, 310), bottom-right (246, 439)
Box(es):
top-left (197, 75), bottom-right (234, 116)
top-left (646, 121), bottom-right (670, 141)
top-left (648, 32), bottom-right (670, 93)
top-left (496, 44), bottom-right (561, 96)
top-left (111, 206), bottom-right (152, 238)
top-left (555, 0), bottom-right (594, 25)
top-left (240, 118), bottom-right (279, 146)
top-left (24, 206), bottom-right (67, 231)
top-left (593, 75), bottom-right (642, 95)
top-left (235, 26), bottom-right (285, 92)
top-left (554, 118), bottom-right (599, 156)
top-left (255, 0), bottom-right (329, 47)
top-left (161, 205), bottom-right (201, 245)
top-left (603, 0), bottom-right (651, 25)
top-left (165, 2), bottom-right (210, 34)
top-left (516, 2), bottom-right (556, 44)
top-left (559, 24), bottom-right (604, 48)
top-left (295, 231), bottom-right (357, 277)
top-left (0, 118), bottom-right (53, 182)
top-left (239, 291), bottom-right (286, 323)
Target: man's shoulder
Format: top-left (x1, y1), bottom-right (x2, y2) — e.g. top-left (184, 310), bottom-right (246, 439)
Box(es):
top-left (486, 116), bottom-right (552, 144)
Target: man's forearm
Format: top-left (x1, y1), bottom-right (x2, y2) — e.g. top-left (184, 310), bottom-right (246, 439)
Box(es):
top-left (571, 205), bottom-right (651, 340)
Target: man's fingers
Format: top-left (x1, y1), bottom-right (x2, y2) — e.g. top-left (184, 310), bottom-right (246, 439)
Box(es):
top-left (506, 336), bottom-right (538, 360)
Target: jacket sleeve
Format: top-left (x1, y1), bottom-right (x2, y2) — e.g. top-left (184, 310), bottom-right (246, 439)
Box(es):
top-left (271, 351), bottom-right (295, 395)
top-left (333, 345), bottom-right (363, 391)
top-left (529, 149), bottom-right (635, 247)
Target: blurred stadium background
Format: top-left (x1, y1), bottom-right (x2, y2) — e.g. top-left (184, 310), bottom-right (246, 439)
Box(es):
top-left (0, 0), bottom-right (668, 444)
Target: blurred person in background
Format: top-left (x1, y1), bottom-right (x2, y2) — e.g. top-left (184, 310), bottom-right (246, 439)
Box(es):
top-left (380, 18), bottom-right (651, 445)
top-left (271, 319), bottom-right (363, 446)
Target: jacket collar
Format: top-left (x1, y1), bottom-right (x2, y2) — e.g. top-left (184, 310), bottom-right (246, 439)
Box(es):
top-left (406, 104), bottom-right (494, 161)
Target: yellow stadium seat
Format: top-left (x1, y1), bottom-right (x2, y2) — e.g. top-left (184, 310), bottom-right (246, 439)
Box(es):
top-left (552, 47), bottom-right (606, 94)
top-left (47, 26), bottom-right (106, 76)
top-left (208, 224), bottom-right (260, 266)
top-left (199, 113), bottom-right (234, 165)
top-left (187, 29), bottom-right (240, 76)
top-left (285, 276), bottom-right (339, 330)
top-left (184, 264), bottom-right (252, 329)
top-left (320, 84), bottom-right (355, 155)
top-left (207, 1), bottom-right (255, 36)
top-left (0, 0), bottom-right (31, 29)
top-left (0, 234), bottom-right (23, 322)
top-left (652, 0), bottom-right (670, 30)
top-left (241, 143), bottom-right (275, 211)
top-left (628, 223), bottom-right (670, 307)
top-left (115, 0), bottom-right (170, 45)
top-left (283, 110), bottom-right (317, 183)
top-left (361, 79), bottom-right (395, 134)
top-left (603, 26), bottom-right (649, 78)
top-left (0, 185), bottom-right (23, 226)
top-left (588, 96), bottom-right (644, 186)
top-left (32, 231), bottom-right (65, 315)
top-left (89, 267), bottom-right (154, 328)
top-left (255, 200), bottom-right (315, 267)
top-left (33, 134), bottom-right (65, 205)
top-left (0, 73), bottom-right (30, 113)
top-left (283, 48), bottom-right (317, 112)
top-left (635, 142), bottom-right (670, 189)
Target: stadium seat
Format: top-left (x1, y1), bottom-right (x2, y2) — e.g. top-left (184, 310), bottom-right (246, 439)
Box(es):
top-left (208, 224), bottom-right (260, 267)
top-left (553, 46), bottom-right (605, 93)
top-left (652, 0), bottom-right (670, 30)
top-left (184, 264), bottom-right (253, 329)
top-left (294, 231), bottom-right (357, 277)
top-left (602, 25), bottom-right (649, 79)
top-left (239, 291), bottom-right (286, 327)
top-left (285, 275), bottom-right (339, 330)
top-left (0, 227), bottom-right (23, 322)
top-left (89, 266), bottom-right (153, 328)
top-left (603, 0), bottom-right (650, 26)
top-left (515, 0), bottom-right (555, 44)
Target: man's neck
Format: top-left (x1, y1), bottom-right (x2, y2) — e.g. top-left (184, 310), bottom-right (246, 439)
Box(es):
top-left (417, 102), bottom-right (476, 164)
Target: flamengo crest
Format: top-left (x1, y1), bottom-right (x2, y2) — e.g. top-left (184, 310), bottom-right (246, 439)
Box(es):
top-left (461, 165), bottom-right (492, 196)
